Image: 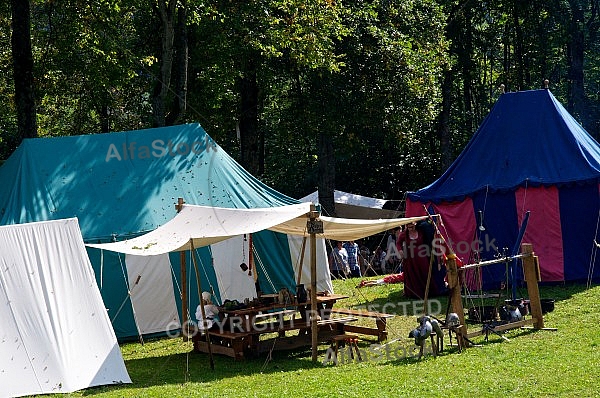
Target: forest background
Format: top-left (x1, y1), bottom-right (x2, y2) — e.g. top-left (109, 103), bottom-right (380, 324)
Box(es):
top-left (3, 0), bottom-right (600, 216)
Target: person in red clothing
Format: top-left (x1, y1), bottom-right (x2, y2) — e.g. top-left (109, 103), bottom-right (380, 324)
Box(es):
top-left (356, 272), bottom-right (404, 288)
top-left (396, 221), bottom-right (446, 298)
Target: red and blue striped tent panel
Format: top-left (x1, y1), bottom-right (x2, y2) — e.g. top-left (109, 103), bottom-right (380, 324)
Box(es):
top-left (406, 89), bottom-right (600, 289)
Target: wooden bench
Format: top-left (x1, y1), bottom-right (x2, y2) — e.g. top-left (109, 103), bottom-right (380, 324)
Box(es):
top-left (193, 329), bottom-right (250, 360)
top-left (329, 308), bottom-right (394, 342)
top-left (254, 309), bottom-right (297, 320)
top-left (193, 315), bottom-right (358, 360)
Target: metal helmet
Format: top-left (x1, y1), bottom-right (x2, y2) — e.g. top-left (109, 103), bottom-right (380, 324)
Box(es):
top-left (509, 307), bottom-right (522, 322)
top-left (446, 312), bottom-right (460, 327)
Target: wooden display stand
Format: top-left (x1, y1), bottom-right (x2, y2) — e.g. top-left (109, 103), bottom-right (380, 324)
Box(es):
top-left (446, 243), bottom-right (548, 350)
top-left (328, 308), bottom-right (394, 342)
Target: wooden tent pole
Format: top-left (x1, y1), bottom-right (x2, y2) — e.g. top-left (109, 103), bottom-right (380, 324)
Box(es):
top-left (446, 254), bottom-right (468, 349)
top-left (309, 205), bottom-right (319, 361)
top-left (423, 249), bottom-right (435, 313)
top-left (249, 233), bottom-right (260, 296)
top-left (191, 238), bottom-right (215, 370)
top-left (296, 236), bottom-right (307, 285)
top-left (175, 198), bottom-right (188, 340)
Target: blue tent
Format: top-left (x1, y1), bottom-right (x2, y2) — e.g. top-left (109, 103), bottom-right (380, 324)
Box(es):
top-left (0, 123), bottom-right (329, 340)
top-left (406, 89), bottom-right (600, 289)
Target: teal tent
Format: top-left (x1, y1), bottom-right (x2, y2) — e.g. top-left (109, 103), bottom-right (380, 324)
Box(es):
top-left (0, 124), bottom-right (331, 340)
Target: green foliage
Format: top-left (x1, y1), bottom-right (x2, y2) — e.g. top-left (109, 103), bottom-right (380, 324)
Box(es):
top-left (0, 3), bottom-right (18, 158)
top-left (18, 0), bottom-right (155, 137)
top-left (2, 0), bottom-right (600, 195)
top-left (259, 0), bottom-right (449, 198)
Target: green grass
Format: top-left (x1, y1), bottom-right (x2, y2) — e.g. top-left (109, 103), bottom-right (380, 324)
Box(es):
top-left (46, 280), bottom-right (600, 398)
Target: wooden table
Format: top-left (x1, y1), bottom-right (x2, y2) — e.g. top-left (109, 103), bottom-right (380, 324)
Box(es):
top-left (192, 294), bottom-right (351, 360)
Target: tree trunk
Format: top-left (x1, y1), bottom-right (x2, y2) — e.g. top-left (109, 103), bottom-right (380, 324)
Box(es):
top-left (513, 3), bottom-right (525, 90)
top-left (152, 0), bottom-right (177, 127)
top-left (100, 102), bottom-right (109, 133)
top-left (239, 57), bottom-right (261, 175)
top-left (438, 70), bottom-right (453, 170)
top-left (317, 132), bottom-right (336, 217)
top-left (566, 1), bottom-right (586, 122)
top-left (456, 4), bottom-right (474, 134)
top-left (10, 0), bottom-right (37, 140)
top-left (166, 0), bottom-right (188, 126)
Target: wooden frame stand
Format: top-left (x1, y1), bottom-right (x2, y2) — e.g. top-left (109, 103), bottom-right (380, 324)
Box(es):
top-left (446, 243), bottom-right (549, 350)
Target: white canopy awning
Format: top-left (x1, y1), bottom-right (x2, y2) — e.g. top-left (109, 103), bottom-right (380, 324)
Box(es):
top-left (86, 203), bottom-right (312, 255)
top-left (86, 203), bottom-right (429, 255)
top-left (271, 214), bottom-right (428, 241)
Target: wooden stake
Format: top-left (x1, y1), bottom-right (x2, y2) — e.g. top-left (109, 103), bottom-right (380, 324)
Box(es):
top-left (423, 249), bottom-right (435, 314)
top-left (522, 243), bottom-right (545, 329)
top-left (446, 254), bottom-right (468, 349)
top-left (191, 238), bottom-right (215, 370)
top-left (176, 198), bottom-right (188, 341)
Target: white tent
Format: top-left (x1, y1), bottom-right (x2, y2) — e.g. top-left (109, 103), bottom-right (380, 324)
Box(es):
top-left (0, 218), bottom-right (131, 398)
top-left (300, 190), bottom-right (402, 219)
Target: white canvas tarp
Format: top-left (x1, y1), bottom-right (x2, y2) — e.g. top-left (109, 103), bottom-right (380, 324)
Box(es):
top-left (87, 203), bottom-right (426, 256)
top-left (194, 235), bottom-right (333, 302)
top-left (0, 218), bottom-right (131, 398)
top-left (209, 236), bottom-right (257, 301)
top-left (87, 202), bottom-right (313, 256)
top-left (287, 235), bottom-right (332, 293)
top-left (301, 190), bottom-right (388, 209)
top-left (269, 214), bottom-right (428, 241)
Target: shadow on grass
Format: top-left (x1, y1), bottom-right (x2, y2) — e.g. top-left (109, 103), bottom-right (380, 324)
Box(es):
top-left (80, 282), bottom-right (596, 395)
top-left (77, 347), bottom-right (326, 395)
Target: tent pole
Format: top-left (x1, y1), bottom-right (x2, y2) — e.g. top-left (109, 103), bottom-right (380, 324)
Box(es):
top-left (423, 248), bottom-right (435, 314)
top-left (296, 236), bottom-right (307, 285)
top-left (176, 198), bottom-right (188, 340)
top-left (249, 233), bottom-right (260, 296)
top-left (309, 205), bottom-right (319, 361)
top-left (191, 239), bottom-right (215, 370)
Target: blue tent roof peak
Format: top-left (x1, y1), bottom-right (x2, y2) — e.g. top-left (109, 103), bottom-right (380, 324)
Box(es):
top-left (407, 89), bottom-right (600, 203)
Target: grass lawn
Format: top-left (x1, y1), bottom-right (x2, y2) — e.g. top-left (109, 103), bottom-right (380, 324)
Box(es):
top-left (44, 279), bottom-right (599, 398)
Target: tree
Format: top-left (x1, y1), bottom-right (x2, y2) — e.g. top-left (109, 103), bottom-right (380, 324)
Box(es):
top-left (152, 0), bottom-right (178, 127)
top-left (166, 0), bottom-right (188, 125)
top-left (565, 0), bottom-right (600, 134)
top-left (10, 0), bottom-right (37, 141)
top-left (197, 0), bottom-right (348, 178)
